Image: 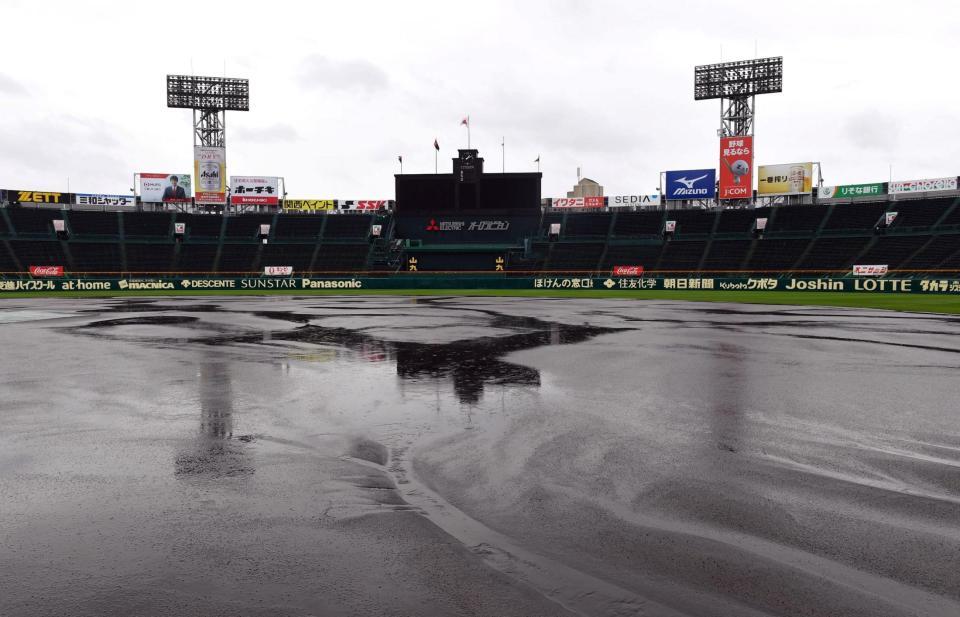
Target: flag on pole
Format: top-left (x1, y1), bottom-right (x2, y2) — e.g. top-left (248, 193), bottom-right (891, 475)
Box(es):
top-left (398, 155), bottom-right (403, 164)
top-left (534, 155), bottom-right (540, 163)
top-left (433, 138), bottom-right (439, 151)
top-left (460, 116), bottom-right (469, 127)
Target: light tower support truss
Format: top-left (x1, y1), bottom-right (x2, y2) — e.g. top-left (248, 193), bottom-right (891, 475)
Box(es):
top-left (167, 75), bottom-right (249, 147)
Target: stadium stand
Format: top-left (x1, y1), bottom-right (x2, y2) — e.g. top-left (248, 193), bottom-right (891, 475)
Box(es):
top-left (67, 211), bottom-right (120, 237)
top-left (275, 215), bottom-right (326, 239)
top-left (610, 211), bottom-right (664, 237)
top-left (1, 198), bottom-right (958, 275)
top-left (322, 214), bottom-right (373, 239)
top-left (767, 205), bottom-right (828, 233)
top-left (823, 203), bottom-right (888, 231)
top-left (123, 212), bottom-right (173, 237)
top-left (70, 243), bottom-right (124, 272)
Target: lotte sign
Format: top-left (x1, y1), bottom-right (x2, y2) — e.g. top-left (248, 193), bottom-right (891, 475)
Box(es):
top-left (719, 136), bottom-right (753, 199)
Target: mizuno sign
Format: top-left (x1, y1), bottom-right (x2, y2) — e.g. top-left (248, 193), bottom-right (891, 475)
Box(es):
top-left (665, 169), bottom-right (716, 199)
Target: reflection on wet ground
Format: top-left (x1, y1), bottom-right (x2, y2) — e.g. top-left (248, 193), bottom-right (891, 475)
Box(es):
top-left (2, 296), bottom-right (960, 617)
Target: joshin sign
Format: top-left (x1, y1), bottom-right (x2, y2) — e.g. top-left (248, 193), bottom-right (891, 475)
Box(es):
top-left (719, 136), bottom-right (753, 199)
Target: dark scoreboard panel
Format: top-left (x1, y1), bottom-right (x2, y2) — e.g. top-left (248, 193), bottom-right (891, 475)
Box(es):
top-left (395, 173), bottom-right (542, 214)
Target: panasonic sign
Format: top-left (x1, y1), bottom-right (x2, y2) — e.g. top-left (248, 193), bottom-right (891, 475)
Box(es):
top-left (665, 169), bottom-right (716, 200)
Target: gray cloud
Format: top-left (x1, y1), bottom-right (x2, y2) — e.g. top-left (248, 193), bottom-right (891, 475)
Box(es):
top-left (234, 123), bottom-right (299, 144)
top-left (845, 111), bottom-right (900, 150)
top-left (0, 73), bottom-right (27, 96)
top-left (299, 55), bottom-right (389, 92)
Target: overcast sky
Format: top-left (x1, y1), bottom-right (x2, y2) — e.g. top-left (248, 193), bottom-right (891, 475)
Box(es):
top-left (1, 0), bottom-right (958, 199)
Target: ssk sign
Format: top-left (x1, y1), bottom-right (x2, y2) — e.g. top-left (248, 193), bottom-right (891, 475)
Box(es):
top-left (612, 266), bottom-right (644, 276)
top-left (30, 265), bottom-right (64, 277)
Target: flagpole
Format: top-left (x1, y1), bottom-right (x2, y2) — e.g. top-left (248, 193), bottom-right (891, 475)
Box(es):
top-left (501, 136), bottom-right (505, 173)
top-left (435, 149), bottom-right (437, 174)
top-left (467, 115), bottom-right (471, 149)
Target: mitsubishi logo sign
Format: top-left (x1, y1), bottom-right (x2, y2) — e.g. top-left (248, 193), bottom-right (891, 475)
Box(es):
top-left (425, 219), bottom-right (510, 232)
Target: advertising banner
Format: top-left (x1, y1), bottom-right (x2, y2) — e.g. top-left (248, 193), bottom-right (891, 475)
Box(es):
top-left (551, 196), bottom-right (604, 208)
top-left (818, 183), bottom-right (885, 199)
top-left (885, 212), bottom-right (898, 226)
top-left (29, 265), bottom-right (64, 277)
top-left (665, 169), bottom-right (716, 200)
top-left (608, 194), bottom-right (661, 208)
top-left (230, 176), bottom-right (279, 205)
top-left (7, 190), bottom-right (73, 204)
top-left (664, 220), bottom-right (677, 233)
top-left (889, 177), bottom-right (958, 194)
top-left (174, 222), bottom-right (186, 235)
top-left (755, 217), bottom-right (768, 231)
top-left (758, 162), bottom-right (813, 195)
top-left (284, 199), bottom-right (334, 212)
top-left (75, 193), bottom-right (136, 207)
top-left (339, 200), bottom-right (388, 211)
top-left (719, 136), bottom-right (753, 199)
top-left (139, 173), bottom-right (192, 203)
top-left (194, 146), bottom-right (226, 204)
top-left (264, 266), bottom-right (294, 276)
top-left (612, 266), bottom-right (644, 276)
top-left (853, 265), bottom-right (889, 276)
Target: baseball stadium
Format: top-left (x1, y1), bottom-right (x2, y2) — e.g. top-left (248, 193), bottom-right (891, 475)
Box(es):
top-left (2, 4), bottom-right (960, 617)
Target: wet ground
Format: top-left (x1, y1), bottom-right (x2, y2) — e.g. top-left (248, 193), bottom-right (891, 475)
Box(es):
top-left (1, 296), bottom-right (959, 617)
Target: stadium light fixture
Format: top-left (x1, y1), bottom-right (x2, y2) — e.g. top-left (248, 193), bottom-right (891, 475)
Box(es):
top-left (693, 57), bottom-right (783, 101)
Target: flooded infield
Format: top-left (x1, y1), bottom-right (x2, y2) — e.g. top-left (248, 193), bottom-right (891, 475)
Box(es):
top-left (1, 296), bottom-right (959, 617)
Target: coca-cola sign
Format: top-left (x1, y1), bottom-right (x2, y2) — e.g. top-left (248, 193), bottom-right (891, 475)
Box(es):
top-left (612, 265), bottom-right (644, 276)
top-left (29, 265), bottom-right (64, 277)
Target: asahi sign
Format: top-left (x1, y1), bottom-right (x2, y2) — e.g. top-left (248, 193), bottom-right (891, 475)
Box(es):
top-left (889, 177), bottom-right (958, 194)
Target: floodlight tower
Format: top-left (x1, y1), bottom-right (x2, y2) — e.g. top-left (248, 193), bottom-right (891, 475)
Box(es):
top-left (166, 75), bottom-right (249, 147)
top-left (694, 57), bottom-right (782, 137)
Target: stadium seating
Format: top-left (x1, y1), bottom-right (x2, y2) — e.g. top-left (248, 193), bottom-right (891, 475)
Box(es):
top-left (123, 212), bottom-right (173, 237)
top-left (322, 214), bottom-right (372, 239)
top-left (2, 198), bottom-right (959, 275)
top-left (275, 215), bottom-right (326, 239)
top-left (67, 212), bottom-right (120, 237)
top-left (69, 242), bottom-right (124, 272)
top-left (701, 239), bottom-right (753, 271)
top-left (768, 205), bottom-right (828, 233)
top-left (610, 212), bottom-right (664, 237)
top-left (658, 241), bottom-right (708, 271)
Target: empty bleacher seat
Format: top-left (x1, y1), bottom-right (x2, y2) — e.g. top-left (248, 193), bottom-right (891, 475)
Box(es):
top-left (8, 240), bottom-right (67, 269)
top-left (768, 205), bottom-right (828, 233)
top-left (564, 213), bottom-right (612, 238)
top-left (7, 208), bottom-right (63, 236)
top-left (322, 215), bottom-right (372, 239)
top-left (888, 199), bottom-right (954, 230)
top-left (67, 211), bottom-right (119, 236)
top-left (70, 243), bottom-right (123, 272)
top-left (823, 203), bottom-right (888, 231)
top-left (657, 241), bottom-right (707, 271)
top-left (599, 245), bottom-right (663, 271)
top-left (545, 243), bottom-right (604, 271)
top-left (123, 212), bottom-right (173, 237)
top-left (701, 239), bottom-right (753, 271)
top-left (716, 208), bottom-right (769, 234)
top-left (217, 244), bottom-right (260, 272)
top-left (176, 214), bottom-right (223, 239)
top-left (901, 236), bottom-right (960, 270)
top-left (224, 214), bottom-right (275, 239)
top-left (275, 215), bottom-right (325, 239)
top-left (795, 237), bottom-right (871, 271)
top-left (313, 244), bottom-right (369, 271)
top-left (125, 243), bottom-right (175, 272)
top-left (610, 212), bottom-right (664, 237)
top-left (856, 236), bottom-right (931, 269)
top-left (177, 244), bottom-right (219, 272)
top-left (0, 243), bottom-right (18, 272)
top-left (745, 239), bottom-right (810, 271)
top-left (672, 210), bottom-right (717, 236)
top-left (260, 243), bottom-right (316, 271)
